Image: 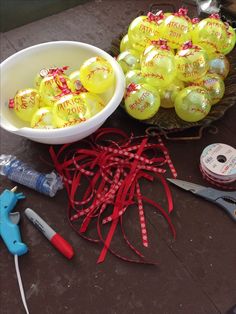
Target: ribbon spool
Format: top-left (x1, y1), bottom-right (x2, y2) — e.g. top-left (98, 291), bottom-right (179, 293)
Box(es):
top-left (200, 143), bottom-right (236, 188)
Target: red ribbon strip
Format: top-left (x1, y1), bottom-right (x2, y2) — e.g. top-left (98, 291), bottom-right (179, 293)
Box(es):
top-left (49, 128), bottom-right (177, 263)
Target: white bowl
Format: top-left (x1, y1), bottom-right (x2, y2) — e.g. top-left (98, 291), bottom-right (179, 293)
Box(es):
top-left (0, 41), bottom-right (125, 144)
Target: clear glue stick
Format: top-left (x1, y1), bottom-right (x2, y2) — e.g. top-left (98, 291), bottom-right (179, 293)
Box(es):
top-left (0, 155), bottom-right (63, 197)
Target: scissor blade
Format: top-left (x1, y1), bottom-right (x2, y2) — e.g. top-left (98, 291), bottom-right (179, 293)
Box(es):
top-left (167, 178), bottom-right (206, 194)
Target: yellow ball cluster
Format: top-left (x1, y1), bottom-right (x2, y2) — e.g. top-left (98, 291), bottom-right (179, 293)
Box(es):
top-left (118, 8), bottom-right (235, 122)
top-left (9, 57), bottom-right (114, 129)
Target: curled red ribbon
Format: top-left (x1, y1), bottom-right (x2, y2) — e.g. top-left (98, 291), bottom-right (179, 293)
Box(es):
top-left (182, 40), bottom-right (201, 51)
top-left (47, 66), bottom-right (73, 99)
top-left (151, 39), bottom-right (170, 50)
top-left (48, 66), bottom-right (69, 76)
top-left (210, 13), bottom-right (220, 19)
top-left (147, 11), bottom-right (164, 23)
top-left (192, 17), bottom-right (200, 24)
top-left (125, 83), bottom-right (138, 97)
top-left (8, 98), bottom-right (15, 108)
top-left (175, 7), bottom-right (188, 17)
top-left (49, 128), bottom-right (177, 264)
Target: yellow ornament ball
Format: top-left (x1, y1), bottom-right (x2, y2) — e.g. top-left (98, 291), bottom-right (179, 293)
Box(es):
top-left (128, 12), bottom-right (164, 52)
top-left (80, 56), bottom-right (115, 94)
top-left (208, 53), bottom-right (230, 79)
top-left (125, 69), bottom-right (146, 86)
top-left (79, 92), bottom-right (105, 119)
top-left (222, 24), bottom-right (236, 55)
top-left (53, 93), bottom-right (87, 128)
top-left (69, 70), bottom-right (87, 93)
top-left (192, 14), bottom-right (228, 55)
top-left (11, 88), bottom-right (40, 122)
top-left (175, 41), bottom-right (209, 82)
top-left (174, 86), bottom-right (211, 122)
top-left (191, 73), bottom-right (225, 105)
top-left (117, 49), bottom-right (140, 74)
top-left (141, 40), bottom-right (175, 88)
top-left (34, 68), bottom-right (49, 89)
top-left (124, 83), bottom-right (160, 120)
top-left (39, 73), bottom-right (73, 107)
top-left (31, 107), bottom-right (54, 129)
top-left (158, 8), bottom-right (192, 50)
top-left (120, 34), bottom-right (132, 52)
top-left (159, 79), bottom-right (185, 108)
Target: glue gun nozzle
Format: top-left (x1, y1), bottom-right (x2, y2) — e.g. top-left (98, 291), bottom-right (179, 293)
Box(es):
top-left (11, 186), bottom-right (18, 193)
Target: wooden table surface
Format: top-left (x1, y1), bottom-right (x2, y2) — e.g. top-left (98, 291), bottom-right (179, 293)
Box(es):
top-left (0, 1), bottom-right (236, 314)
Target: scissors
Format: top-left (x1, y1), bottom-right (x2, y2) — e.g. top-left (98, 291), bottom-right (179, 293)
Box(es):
top-left (167, 178), bottom-right (236, 222)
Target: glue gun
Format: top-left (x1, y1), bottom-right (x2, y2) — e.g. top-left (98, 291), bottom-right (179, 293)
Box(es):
top-left (0, 187), bottom-right (28, 256)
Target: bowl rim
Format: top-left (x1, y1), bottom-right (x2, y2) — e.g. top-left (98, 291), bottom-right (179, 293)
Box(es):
top-left (0, 40), bottom-right (125, 138)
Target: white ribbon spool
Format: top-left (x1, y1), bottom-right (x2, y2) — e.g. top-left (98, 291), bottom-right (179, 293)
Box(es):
top-left (200, 143), bottom-right (236, 185)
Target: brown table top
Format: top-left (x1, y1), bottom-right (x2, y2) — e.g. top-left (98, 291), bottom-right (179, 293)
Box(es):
top-left (1, 1), bottom-right (236, 314)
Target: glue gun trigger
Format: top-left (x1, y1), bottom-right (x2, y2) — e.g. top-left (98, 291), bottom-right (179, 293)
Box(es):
top-left (16, 193), bottom-right (25, 200)
top-left (9, 212), bottom-right (20, 224)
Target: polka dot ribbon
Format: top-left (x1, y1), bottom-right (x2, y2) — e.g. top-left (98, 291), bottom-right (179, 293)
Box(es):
top-left (49, 128), bottom-right (177, 264)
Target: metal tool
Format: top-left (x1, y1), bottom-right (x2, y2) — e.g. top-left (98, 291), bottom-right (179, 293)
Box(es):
top-left (167, 178), bottom-right (236, 222)
top-left (0, 187), bottom-right (30, 313)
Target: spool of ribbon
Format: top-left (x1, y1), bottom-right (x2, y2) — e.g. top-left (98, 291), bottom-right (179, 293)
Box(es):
top-left (49, 128), bottom-right (177, 264)
top-left (200, 143), bottom-right (236, 190)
